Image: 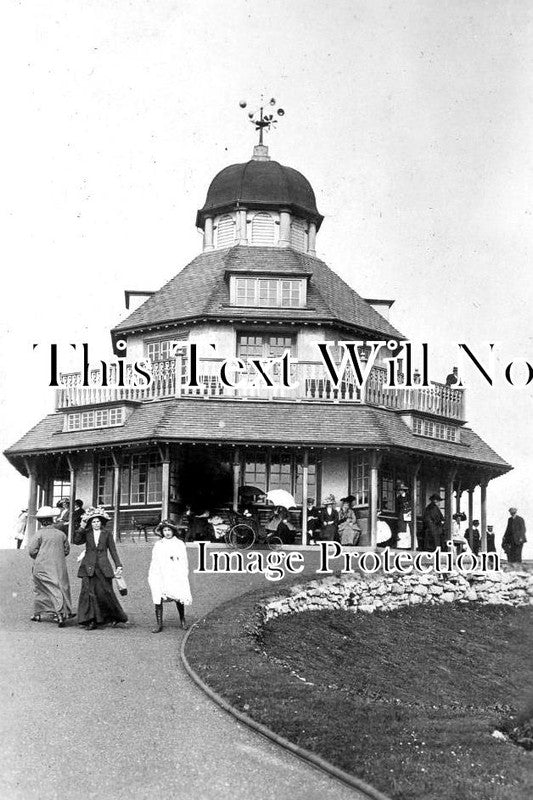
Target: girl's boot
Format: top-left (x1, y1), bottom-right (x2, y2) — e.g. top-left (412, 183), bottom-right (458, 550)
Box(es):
top-left (152, 603), bottom-right (163, 633)
top-left (176, 601), bottom-right (187, 630)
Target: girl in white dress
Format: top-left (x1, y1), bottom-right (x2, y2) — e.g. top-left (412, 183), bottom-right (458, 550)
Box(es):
top-left (148, 519), bottom-right (192, 633)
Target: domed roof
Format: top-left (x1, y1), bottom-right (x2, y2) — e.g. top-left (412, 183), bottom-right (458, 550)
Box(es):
top-left (196, 154), bottom-right (323, 229)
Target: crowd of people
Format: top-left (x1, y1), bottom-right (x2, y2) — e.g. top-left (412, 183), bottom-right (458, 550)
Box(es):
top-left (305, 494), bottom-right (362, 545)
top-left (21, 499), bottom-right (192, 634)
top-left (14, 490), bottom-right (528, 630)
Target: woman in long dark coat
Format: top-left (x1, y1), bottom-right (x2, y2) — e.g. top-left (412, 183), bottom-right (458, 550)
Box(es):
top-left (29, 506), bottom-right (72, 626)
top-left (73, 507), bottom-right (128, 630)
top-left (319, 494), bottom-right (339, 542)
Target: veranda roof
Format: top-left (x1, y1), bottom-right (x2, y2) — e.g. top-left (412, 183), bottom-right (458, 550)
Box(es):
top-left (4, 399), bottom-right (511, 476)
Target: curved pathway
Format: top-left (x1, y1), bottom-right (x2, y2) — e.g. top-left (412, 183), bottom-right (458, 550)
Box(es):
top-left (0, 546), bottom-right (364, 800)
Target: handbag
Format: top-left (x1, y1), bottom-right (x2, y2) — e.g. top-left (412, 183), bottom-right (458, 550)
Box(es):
top-left (114, 574), bottom-right (128, 596)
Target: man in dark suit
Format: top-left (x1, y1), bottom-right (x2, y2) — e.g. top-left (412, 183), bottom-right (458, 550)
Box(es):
top-left (422, 493), bottom-right (444, 551)
top-left (502, 507), bottom-right (527, 565)
top-left (465, 519), bottom-right (481, 555)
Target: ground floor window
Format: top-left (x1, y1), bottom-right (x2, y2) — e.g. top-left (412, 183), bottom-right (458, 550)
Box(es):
top-left (125, 453), bottom-right (162, 505)
top-left (242, 450), bottom-right (317, 503)
top-left (350, 453), bottom-right (369, 507)
top-left (97, 452), bottom-right (162, 507)
top-left (96, 457), bottom-right (114, 506)
top-left (269, 453), bottom-right (292, 493)
top-left (378, 466), bottom-right (423, 516)
top-left (52, 479), bottom-right (70, 506)
top-left (243, 453), bottom-right (267, 493)
top-left (380, 471), bottom-right (395, 512)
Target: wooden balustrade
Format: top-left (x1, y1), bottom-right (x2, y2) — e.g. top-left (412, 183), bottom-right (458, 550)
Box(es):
top-left (55, 358), bottom-right (465, 420)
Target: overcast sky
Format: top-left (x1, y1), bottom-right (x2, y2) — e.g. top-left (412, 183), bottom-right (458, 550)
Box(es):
top-left (0, 0), bottom-right (531, 552)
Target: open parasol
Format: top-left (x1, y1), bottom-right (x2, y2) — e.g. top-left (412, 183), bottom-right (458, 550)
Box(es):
top-left (266, 489), bottom-right (296, 509)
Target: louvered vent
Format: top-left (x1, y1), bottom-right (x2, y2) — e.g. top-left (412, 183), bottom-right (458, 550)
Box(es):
top-left (290, 218), bottom-right (307, 252)
top-left (250, 212), bottom-right (276, 245)
top-left (216, 215), bottom-right (235, 248)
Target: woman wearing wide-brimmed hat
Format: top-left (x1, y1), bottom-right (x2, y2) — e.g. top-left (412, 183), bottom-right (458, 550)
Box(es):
top-left (148, 519), bottom-right (192, 632)
top-left (28, 506), bottom-right (72, 627)
top-left (318, 494), bottom-right (339, 542)
top-left (338, 496), bottom-right (361, 546)
top-left (73, 507), bottom-right (128, 630)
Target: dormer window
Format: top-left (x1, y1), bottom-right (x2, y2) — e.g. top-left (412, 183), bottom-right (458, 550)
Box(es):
top-left (250, 212), bottom-right (277, 245)
top-left (64, 406), bottom-right (125, 432)
top-left (412, 417), bottom-right (459, 442)
top-left (230, 276), bottom-right (306, 308)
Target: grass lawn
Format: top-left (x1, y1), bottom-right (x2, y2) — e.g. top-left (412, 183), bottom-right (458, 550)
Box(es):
top-left (186, 588), bottom-right (533, 800)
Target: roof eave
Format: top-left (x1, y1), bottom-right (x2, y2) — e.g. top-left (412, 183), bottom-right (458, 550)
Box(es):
top-left (196, 201), bottom-right (324, 230)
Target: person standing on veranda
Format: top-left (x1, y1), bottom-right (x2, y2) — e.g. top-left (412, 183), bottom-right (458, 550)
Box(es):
top-left (422, 493), bottom-right (444, 551)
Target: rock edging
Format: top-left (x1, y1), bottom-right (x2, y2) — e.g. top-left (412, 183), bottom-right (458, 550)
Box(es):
top-left (255, 569), bottom-right (533, 625)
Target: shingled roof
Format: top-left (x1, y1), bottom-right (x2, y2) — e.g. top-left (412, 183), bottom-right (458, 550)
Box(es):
top-left (4, 399), bottom-right (511, 476)
top-left (112, 246), bottom-right (403, 340)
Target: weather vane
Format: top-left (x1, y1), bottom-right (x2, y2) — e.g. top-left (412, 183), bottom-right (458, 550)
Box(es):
top-left (239, 97), bottom-right (285, 145)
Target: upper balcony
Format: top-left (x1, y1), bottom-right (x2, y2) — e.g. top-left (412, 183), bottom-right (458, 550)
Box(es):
top-left (55, 358), bottom-right (466, 421)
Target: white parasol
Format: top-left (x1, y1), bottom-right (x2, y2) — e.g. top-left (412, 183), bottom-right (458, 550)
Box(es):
top-left (266, 489), bottom-right (296, 509)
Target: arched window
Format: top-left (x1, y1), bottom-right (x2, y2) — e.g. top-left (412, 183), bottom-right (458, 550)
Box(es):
top-left (250, 212), bottom-right (276, 246)
top-left (216, 214), bottom-right (235, 248)
top-left (290, 218), bottom-right (307, 252)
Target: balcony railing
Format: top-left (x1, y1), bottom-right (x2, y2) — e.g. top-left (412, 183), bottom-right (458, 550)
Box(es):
top-left (56, 359), bottom-right (465, 420)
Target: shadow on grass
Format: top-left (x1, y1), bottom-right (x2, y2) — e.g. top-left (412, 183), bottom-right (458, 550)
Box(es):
top-left (185, 581), bottom-right (533, 800)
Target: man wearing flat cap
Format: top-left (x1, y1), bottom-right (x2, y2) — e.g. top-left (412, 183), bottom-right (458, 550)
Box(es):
top-left (502, 507), bottom-right (527, 566)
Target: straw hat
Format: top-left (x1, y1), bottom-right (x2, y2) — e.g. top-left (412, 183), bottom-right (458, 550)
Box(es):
top-left (322, 494), bottom-right (336, 506)
top-left (35, 506), bottom-right (57, 520)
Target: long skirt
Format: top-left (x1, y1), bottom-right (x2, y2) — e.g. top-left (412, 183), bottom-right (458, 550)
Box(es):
top-left (77, 567), bottom-right (128, 625)
top-left (33, 568), bottom-right (72, 617)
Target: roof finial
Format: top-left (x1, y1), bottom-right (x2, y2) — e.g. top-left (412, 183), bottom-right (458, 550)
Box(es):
top-left (239, 97), bottom-right (285, 160)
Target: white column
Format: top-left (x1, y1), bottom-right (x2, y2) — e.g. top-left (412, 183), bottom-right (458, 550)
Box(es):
top-left (203, 217), bottom-right (214, 251)
top-left (279, 210), bottom-right (291, 247)
top-left (158, 444), bottom-right (170, 520)
top-left (301, 450), bottom-right (309, 546)
top-left (24, 459), bottom-right (39, 540)
top-left (480, 482), bottom-right (488, 551)
top-left (468, 488), bottom-right (474, 530)
top-left (308, 221), bottom-right (317, 255)
top-left (444, 469), bottom-right (457, 548)
top-left (233, 448), bottom-right (241, 512)
top-left (369, 451), bottom-right (379, 549)
top-left (410, 462), bottom-right (421, 550)
top-left (111, 451), bottom-right (122, 542)
top-left (237, 209), bottom-right (248, 244)
top-left (66, 455), bottom-right (77, 543)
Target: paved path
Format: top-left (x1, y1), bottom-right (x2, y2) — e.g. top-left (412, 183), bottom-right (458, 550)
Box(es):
top-left (0, 546), bottom-right (363, 800)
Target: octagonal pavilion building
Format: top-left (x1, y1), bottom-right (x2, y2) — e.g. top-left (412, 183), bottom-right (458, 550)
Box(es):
top-left (4, 141), bottom-right (511, 547)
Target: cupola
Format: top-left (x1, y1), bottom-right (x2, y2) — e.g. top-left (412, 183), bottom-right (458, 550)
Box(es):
top-left (196, 144), bottom-right (323, 255)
